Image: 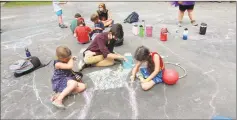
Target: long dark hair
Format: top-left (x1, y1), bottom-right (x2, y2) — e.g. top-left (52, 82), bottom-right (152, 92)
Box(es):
top-left (134, 46), bottom-right (154, 74)
top-left (109, 23), bottom-right (124, 39)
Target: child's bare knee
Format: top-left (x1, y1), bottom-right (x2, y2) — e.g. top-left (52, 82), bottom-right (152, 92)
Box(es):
top-left (141, 84), bottom-right (149, 91)
top-left (81, 83), bottom-right (86, 90)
top-left (67, 80), bottom-right (78, 88)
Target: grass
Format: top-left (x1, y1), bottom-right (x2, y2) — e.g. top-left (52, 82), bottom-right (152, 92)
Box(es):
top-left (3, 1), bottom-right (52, 8)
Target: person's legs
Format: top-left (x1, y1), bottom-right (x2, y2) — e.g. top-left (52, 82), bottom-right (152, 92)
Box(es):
top-left (141, 80), bottom-right (156, 91)
top-left (56, 10), bottom-right (67, 28)
top-left (178, 5), bottom-right (185, 27)
top-left (84, 54), bottom-right (104, 65)
top-left (78, 53), bottom-right (104, 71)
top-left (72, 82), bottom-right (86, 93)
top-left (187, 6), bottom-right (198, 26)
top-left (50, 93), bottom-right (60, 102)
top-left (53, 80), bottom-right (77, 107)
top-left (102, 19), bottom-right (113, 27)
top-left (58, 16), bottom-right (63, 25)
top-left (95, 57), bottom-right (114, 67)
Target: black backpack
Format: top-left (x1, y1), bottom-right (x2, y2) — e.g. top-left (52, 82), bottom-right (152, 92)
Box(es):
top-left (10, 56), bottom-right (51, 77)
top-left (124, 12), bottom-right (139, 24)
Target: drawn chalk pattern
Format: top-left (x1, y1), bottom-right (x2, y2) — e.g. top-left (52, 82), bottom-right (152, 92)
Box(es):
top-left (86, 68), bottom-right (131, 90)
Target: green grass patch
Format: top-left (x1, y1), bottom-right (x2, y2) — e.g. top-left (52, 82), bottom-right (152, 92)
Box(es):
top-left (4, 1), bottom-right (52, 8)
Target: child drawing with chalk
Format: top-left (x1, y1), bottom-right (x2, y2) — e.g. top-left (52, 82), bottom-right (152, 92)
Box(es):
top-left (130, 46), bottom-right (165, 91)
top-left (51, 45), bottom-right (86, 108)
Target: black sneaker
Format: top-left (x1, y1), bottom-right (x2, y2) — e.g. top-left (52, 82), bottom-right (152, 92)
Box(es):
top-left (59, 24), bottom-right (68, 28)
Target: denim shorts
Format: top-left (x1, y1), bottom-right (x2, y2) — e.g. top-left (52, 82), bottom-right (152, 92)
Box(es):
top-left (56, 10), bottom-right (62, 16)
top-left (140, 67), bottom-right (163, 84)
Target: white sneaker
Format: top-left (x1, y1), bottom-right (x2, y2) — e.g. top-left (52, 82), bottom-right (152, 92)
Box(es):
top-left (78, 60), bottom-right (85, 71)
top-left (177, 21), bottom-right (182, 27)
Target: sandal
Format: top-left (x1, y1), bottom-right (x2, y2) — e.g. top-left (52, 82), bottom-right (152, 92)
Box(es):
top-left (52, 101), bottom-right (65, 109)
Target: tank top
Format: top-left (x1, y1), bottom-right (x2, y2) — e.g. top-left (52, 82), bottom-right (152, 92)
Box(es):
top-left (151, 52), bottom-right (165, 70)
top-left (97, 10), bottom-right (108, 21)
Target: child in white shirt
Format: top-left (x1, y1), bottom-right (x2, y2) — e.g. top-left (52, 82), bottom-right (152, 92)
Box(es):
top-left (53, 1), bottom-right (67, 28)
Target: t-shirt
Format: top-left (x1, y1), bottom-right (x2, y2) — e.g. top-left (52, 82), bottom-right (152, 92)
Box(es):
top-left (150, 52), bottom-right (165, 70)
top-left (84, 32), bottom-right (115, 58)
top-left (94, 21), bottom-right (104, 33)
top-left (97, 10), bottom-right (108, 21)
top-left (70, 19), bottom-right (77, 33)
top-left (52, 1), bottom-right (62, 12)
top-left (74, 26), bottom-right (91, 43)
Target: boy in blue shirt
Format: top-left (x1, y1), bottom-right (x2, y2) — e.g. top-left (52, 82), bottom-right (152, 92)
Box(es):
top-left (90, 13), bottom-right (105, 39)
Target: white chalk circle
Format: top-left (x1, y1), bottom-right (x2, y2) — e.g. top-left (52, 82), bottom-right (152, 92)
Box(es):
top-left (2, 38), bottom-right (32, 50)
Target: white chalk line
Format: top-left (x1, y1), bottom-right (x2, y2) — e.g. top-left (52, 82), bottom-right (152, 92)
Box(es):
top-left (92, 111), bottom-right (120, 119)
top-left (163, 84), bottom-right (169, 119)
top-left (124, 82), bottom-right (138, 119)
top-left (1, 15), bottom-right (17, 20)
top-left (208, 74), bottom-right (220, 118)
top-left (77, 89), bottom-right (95, 119)
top-left (204, 69), bottom-right (215, 74)
top-left (32, 72), bottom-right (56, 118)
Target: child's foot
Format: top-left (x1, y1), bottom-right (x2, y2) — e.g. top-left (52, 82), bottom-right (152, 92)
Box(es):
top-left (59, 24), bottom-right (68, 28)
top-left (78, 60), bottom-right (92, 71)
top-left (177, 21), bottom-right (182, 27)
top-left (50, 93), bottom-right (60, 102)
top-left (52, 100), bottom-right (65, 109)
top-left (191, 20), bottom-right (198, 26)
top-left (136, 72), bottom-right (145, 82)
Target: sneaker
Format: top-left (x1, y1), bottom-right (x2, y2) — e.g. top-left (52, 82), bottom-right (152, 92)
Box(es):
top-left (59, 24), bottom-right (68, 28)
top-left (191, 20), bottom-right (198, 26)
top-left (177, 21), bottom-right (182, 27)
top-left (78, 60), bottom-right (92, 71)
top-left (78, 60), bottom-right (86, 71)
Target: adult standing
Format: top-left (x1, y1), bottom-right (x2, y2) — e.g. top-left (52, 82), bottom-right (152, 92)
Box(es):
top-left (172, 1), bottom-right (198, 27)
top-left (97, 3), bottom-right (114, 27)
top-left (78, 24), bottom-right (126, 71)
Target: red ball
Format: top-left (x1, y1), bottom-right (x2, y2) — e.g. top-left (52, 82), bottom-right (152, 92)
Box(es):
top-left (162, 69), bottom-right (179, 85)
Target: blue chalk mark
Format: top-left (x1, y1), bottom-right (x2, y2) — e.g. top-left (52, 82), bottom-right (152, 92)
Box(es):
top-left (123, 53), bottom-right (134, 69)
top-left (212, 116), bottom-right (232, 120)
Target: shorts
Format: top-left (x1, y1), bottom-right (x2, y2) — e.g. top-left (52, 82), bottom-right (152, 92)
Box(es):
top-left (179, 4), bottom-right (194, 12)
top-left (140, 68), bottom-right (163, 84)
top-left (56, 10), bottom-right (63, 16)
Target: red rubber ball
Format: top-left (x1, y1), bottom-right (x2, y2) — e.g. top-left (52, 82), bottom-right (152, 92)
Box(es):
top-left (162, 69), bottom-right (179, 85)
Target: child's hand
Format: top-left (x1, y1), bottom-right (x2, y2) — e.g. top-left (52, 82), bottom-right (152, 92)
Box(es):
top-left (122, 56), bottom-right (128, 62)
top-left (140, 78), bottom-right (151, 83)
top-left (130, 75), bottom-right (135, 82)
top-left (72, 56), bottom-right (77, 61)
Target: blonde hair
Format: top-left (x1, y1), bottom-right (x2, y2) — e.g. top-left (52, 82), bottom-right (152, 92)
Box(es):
top-left (56, 45), bottom-right (72, 59)
top-left (98, 3), bottom-right (106, 10)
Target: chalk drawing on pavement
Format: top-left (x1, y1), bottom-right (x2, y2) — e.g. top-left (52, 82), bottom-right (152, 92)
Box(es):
top-left (86, 68), bottom-right (130, 90)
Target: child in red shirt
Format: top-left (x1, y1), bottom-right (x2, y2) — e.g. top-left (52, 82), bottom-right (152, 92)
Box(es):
top-left (74, 18), bottom-right (92, 44)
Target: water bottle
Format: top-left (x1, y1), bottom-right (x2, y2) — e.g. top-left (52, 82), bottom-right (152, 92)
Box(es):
top-left (139, 25), bottom-right (144, 37)
top-left (160, 27), bottom-right (168, 41)
top-left (146, 25), bottom-right (153, 37)
top-left (25, 48), bottom-right (31, 57)
top-left (183, 28), bottom-right (188, 40)
top-left (132, 24), bottom-right (139, 35)
top-left (199, 23), bottom-right (207, 35)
